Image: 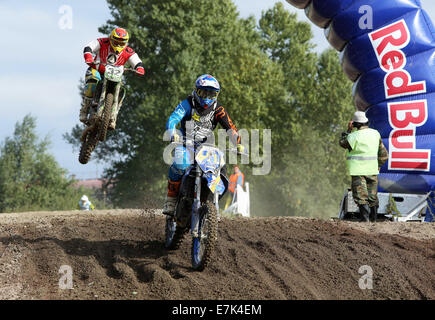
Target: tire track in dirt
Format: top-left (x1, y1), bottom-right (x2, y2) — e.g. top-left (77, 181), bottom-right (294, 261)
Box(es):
top-left (0, 210), bottom-right (433, 300)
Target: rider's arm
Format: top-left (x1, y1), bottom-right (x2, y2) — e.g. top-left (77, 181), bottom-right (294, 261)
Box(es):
top-left (166, 100), bottom-right (191, 137)
top-left (215, 105), bottom-right (241, 146)
top-left (83, 39), bottom-right (101, 65)
top-left (127, 53), bottom-right (145, 76)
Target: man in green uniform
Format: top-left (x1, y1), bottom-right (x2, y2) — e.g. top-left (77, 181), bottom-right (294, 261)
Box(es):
top-left (339, 111), bottom-right (389, 222)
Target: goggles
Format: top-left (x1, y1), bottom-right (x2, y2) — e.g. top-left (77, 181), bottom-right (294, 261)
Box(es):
top-left (196, 88), bottom-right (219, 100)
top-left (111, 37), bottom-right (128, 47)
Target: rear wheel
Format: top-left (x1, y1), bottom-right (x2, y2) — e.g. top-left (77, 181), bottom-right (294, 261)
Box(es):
top-left (191, 200), bottom-right (218, 271)
top-left (78, 129), bottom-right (98, 164)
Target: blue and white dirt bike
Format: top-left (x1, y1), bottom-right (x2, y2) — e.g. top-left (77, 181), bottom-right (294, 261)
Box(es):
top-left (164, 138), bottom-right (229, 271)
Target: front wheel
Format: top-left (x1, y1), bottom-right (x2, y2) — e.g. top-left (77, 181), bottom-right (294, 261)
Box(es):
top-left (78, 129), bottom-right (98, 164)
top-left (191, 200), bottom-right (218, 271)
top-left (99, 92), bottom-right (114, 142)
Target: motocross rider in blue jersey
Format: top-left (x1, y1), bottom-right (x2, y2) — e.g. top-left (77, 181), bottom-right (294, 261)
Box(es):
top-left (163, 74), bottom-right (244, 215)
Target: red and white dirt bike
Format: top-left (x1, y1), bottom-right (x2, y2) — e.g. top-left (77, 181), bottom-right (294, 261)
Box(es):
top-left (79, 59), bottom-right (135, 164)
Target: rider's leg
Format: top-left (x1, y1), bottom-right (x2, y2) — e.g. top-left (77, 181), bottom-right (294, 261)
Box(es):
top-left (81, 67), bottom-right (101, 123)
top-left (163, 145), bottom-right (192, 215)
top-left (163, 179), bottom-right (181, 215)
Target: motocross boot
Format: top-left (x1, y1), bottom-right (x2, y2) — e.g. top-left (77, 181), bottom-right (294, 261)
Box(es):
top-left (79, 97), bottom-right (93, 124)
top-left (369, 206), bottom-right (378, 222)
top-left (162, 180), bottom-right (181, 216)
top-left (358, 204), bottom-right (370, 222)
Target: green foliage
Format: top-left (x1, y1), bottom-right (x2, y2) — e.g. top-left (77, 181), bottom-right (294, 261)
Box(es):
top-left (64, 0), bottom-right (286, 208)
top-left (0, 115), bottom-right (95, 213)
top-left (66, 1), bottom-right (354, 218)
top-left (248, 3), bottom-right (353, 218)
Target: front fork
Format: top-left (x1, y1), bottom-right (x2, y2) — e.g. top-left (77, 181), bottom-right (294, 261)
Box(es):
top-left (215, 189), bottom-right (219, 218)
top-left (191, 164), bottom-right (202, 238)
top-left (96, 80), bottom-right (122, 118)
top-left (96, 79), bottom-right (107, 116)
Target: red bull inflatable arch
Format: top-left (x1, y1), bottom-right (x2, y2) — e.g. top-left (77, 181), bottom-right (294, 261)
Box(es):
top-left (286, 0), bottom-right (435, 197)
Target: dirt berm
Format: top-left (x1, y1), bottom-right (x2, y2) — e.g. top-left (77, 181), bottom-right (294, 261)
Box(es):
top-left (0, 209), bottom-right (433, 300)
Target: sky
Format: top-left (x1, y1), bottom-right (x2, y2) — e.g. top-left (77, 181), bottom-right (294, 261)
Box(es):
top-left (1, 0), bottom-right (435, 180)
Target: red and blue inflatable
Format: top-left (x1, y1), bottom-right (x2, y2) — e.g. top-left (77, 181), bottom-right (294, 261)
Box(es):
top-left (286, 0), bottom-right (435, 194)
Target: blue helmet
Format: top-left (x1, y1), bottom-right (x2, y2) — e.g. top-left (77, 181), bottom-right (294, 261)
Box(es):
top-left (193, 74), bottom-right (220, 111)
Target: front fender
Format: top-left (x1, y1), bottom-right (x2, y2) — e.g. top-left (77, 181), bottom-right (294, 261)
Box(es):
top-left (203, 172), bottom-right (226, 197)
top-left (219, 173), bottom-right (229, 200)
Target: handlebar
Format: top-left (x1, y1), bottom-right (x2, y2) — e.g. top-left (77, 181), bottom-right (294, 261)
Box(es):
top-left (170, 137), bottom-right (247, 156)
top-left (99, 63), bottom-right (136, 73)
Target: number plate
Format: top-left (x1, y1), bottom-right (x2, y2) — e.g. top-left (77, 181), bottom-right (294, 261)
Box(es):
top-left (105, 65), bottom-right (124, 82)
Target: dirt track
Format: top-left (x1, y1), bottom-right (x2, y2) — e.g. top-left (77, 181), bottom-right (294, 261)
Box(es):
top-left (0, 209), bottom-right (433, 300)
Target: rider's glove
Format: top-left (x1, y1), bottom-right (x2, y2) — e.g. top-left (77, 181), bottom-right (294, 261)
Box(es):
top-left (237, 144), bottom-right (245, 154)
top-left (171, 132), bottom-right (180, 143)
top-left (135, 66), bottom-right (145, 76)
top-left (97, 64), bottom-right (106, 74)
top-left (84, 52), bottom-right (94, 65)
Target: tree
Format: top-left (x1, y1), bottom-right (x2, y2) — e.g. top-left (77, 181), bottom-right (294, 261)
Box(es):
top-left (65, 1), bottom-right (355, 218)
top-left (0, 115), bottom-right (92, 212)
top-left (250, 3), bottom-right (354, 218)
top-left (65, 0), bottom-right (287, 208)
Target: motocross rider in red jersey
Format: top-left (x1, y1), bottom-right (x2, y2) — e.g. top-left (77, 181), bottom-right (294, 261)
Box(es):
top-left (80, 27), bottom-right (145, 130)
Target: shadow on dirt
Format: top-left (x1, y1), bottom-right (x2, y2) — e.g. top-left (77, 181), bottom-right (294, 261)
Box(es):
top-left (0, 235), bottom-right (190, 281)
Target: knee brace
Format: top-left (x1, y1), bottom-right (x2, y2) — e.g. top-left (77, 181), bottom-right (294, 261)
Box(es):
top-left (168, 164), bottom-right (189, 182)
top-left (84, 81), bottom-right (97, 98)
top-left (84, 68), bottom-right (102, 98)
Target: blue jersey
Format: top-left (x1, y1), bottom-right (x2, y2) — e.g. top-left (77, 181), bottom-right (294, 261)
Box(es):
top-left (166, 96), bottom-right (241, 145)
top-left (166, 99), bottom-right (193, 137)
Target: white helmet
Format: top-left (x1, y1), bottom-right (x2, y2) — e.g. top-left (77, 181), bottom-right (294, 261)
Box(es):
top-left (352, 111), bottom-right (368, 123)
top-left (80, 195), bottom-right (89, 202)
